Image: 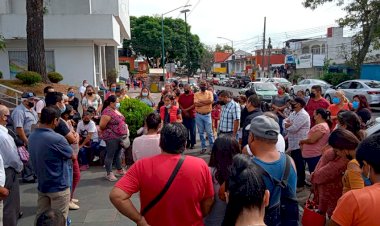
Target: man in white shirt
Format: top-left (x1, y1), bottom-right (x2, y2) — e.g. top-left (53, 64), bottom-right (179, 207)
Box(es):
top-left (77, 111), bottom-right (99, 170)
top-left (0, 105), bottom-right (20, 226)
top-left (132, 113), bottom-right (162, 161)
top-left (35, 86), bottom-right (54, 118)
top-left (0, 154), bottom-right (9, 226)
top-left (79, 80), bottom-right (88, 99)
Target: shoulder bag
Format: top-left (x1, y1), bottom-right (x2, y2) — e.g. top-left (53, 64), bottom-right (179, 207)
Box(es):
top-left (141, 155), bottom-right (186, 216)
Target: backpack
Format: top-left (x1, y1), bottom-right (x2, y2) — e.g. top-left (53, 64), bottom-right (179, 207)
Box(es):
top-left (253, 155), bottom-right (299, 226)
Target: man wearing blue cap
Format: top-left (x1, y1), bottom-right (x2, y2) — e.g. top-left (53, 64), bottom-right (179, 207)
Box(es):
top-left (11, 92), bottom-right (39, 183)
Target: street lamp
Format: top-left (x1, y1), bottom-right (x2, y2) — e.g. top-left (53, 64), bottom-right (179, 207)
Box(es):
top-left (217, 36), bottom-right (234, 53)
top-left (181, 8), bottom-right (190, 82)
top-left (161, 5), bottom-right (191, 80)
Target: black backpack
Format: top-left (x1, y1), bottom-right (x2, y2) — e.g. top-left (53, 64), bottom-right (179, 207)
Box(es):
top-left (253, 155), bottom-right (299, 226)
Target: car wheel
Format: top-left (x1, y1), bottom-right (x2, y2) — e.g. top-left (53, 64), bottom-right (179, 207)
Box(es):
top-left (325, 94), bottom-right (332, 104)
top-left (290, 88), bottom-right (294, 95)
top-left (305, 89), bottom-right (310, 96)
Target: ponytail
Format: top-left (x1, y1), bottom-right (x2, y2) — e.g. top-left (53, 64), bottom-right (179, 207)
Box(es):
top-left (316, 108), bottom-right (332, 129)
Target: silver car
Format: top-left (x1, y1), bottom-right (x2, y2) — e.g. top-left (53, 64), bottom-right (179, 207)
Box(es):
top-left (290, 79), bottom-right (332, 96)
top-left (265, 77), bottom-right (292, 90)
top-left (324, 79), bottom-right (380, 105)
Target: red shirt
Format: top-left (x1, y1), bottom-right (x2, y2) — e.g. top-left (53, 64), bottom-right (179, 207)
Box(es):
top-left (305, 98), bottom-right (330, 127)
top-left (178, 92), bottom-right (196, 118)
top-left (115, 154), bottom-right (214, 226)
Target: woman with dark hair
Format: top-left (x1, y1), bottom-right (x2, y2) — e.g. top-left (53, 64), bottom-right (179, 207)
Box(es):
top-left (204, 136), bottom-right (241, 226)
top-left (160, 94), bottom-right (182, 124)
top-left (99, 95), bottom-right (128, 181)
top-left (352, 94), bottom-right (372, 128)
top-left (222, 154), bottom-right (269, 226)
top-left (300, 108), bottom-right (332, 173)
top-left (81, 85), bottom-right (103, 115)
top-left (331, 133), bottom-right (380, 226)
top-left (136, 87), bottom-right (155, 108)
top-left (337, 110), bottom-right (366, 141)
top-left (271, 85), bottom-right (290, 134)
top-left (61, 105), bottom-right (81, 210)
top-left (329, 129), bottom-right (363, 194)
top-left (311, 116), bottom-right (364, 218)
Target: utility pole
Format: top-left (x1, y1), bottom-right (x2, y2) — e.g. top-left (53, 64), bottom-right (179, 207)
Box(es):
top-left (181, 9), bottom-right (191, 82)
top-left (262, 17), bottom-right (266, 77)
top-left (267, 37), bottom-right (272, 76)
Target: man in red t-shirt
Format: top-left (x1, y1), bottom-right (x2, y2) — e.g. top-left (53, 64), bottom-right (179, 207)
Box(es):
top-left (178, 84), bottom-right (196, 149)
top-left (110, 123), bottom-right (214, 226)
top-left (305, 85), bottom-right (330, 127)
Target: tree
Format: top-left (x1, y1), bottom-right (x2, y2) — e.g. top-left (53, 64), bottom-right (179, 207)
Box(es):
top-left (26, 0), bottom-right (49, 83)
top-left (200, 45), bottom-right (214, 76)
top-left (215, 44), bottom-right (233, 53)
top-left (303, 0), bottom-right (380, 76)
top-left (123, 16), bottom-right (204, 73)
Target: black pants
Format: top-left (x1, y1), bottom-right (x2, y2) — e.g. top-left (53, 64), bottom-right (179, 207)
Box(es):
top-left (21, 160), bottom-right (35, 182)
top-left (182, 117), bottom-right (196, 146)
top-left (4, 168), bottom-right (20, 226)
top-left (291, 149), bottom-right (305, 187)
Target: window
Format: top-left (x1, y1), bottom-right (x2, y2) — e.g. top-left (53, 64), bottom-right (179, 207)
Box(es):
top-left (321, 44), bottom-right (326, 54)
top-left (311, 45), bottom-right (320, 54)
top-left (349, 82), bottom-right (363, 89)
top-left (337, 82), bottom-right (351, 89)
top-left (8, 50), bottom-right (55, 79)
top-left (302, 46), bottom-right (310, 54)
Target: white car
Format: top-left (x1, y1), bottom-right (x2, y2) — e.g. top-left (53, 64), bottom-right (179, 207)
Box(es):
top-left (324, 79), bottom-right (380, 105)
top-left (290, 79), bottom-right (332, 96)
top-left (265, 78), bottom-right (292, 90)
top-left (367, 117), bottom-right (380, 136)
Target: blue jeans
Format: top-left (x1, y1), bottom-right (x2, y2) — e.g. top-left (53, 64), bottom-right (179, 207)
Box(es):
top-left (195, 113), bottom-right (214, 149)
top-left (78, 141), bottom-right (100, 165)
top-left (183, 117), bottom-right (196, 146)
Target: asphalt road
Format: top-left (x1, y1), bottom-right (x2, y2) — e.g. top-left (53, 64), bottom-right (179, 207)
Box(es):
top-left (214, 85), bottom-right (380, 118)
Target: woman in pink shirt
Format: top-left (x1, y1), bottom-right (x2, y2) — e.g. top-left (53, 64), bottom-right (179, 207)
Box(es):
top-left (300, 108), bottom-right (331, 173)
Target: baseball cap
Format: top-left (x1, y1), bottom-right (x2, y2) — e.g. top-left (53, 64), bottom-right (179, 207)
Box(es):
top-left (249, 115), bottom-right (280, 140)
top-left (21, 92), bottom-right (37, 99)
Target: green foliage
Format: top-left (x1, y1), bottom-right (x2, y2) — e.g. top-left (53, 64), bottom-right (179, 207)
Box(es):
top-left (215, 44), bottom-right (233, 53)
top-left (321, 72), bottom-right (355, 86)
top-left (107, 69), bottom-right (118, 84)
top-left (0, 35), bottom-right (5, 51)
top-left (123, 16), bottom-right (205, 73)
top-left (47, 71), bottom-right (63, 83)
top-left (15, 71), bottom-right (42, 85)
top-left (119, 98), bottom-right (154, 139)
top-left (200, 45), bottom-right (214, 75)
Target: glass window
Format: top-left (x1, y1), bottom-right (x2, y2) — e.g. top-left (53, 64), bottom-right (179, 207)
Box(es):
top-left (255, 83), bottom-right (277, 91)
top-left (337, 82), bottom-right (351, 89)
top-left (302, 46), bottom-right (310, 54)
top-left (321, 44), bottom-right (326, 54)
top-left (365, 81), bottom-right (380, 88)
top-left (311, 45), bottom-right (321, 54)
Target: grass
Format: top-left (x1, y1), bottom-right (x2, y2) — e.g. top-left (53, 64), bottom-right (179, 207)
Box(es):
top-left (0, 79), bottom-right (77, 96)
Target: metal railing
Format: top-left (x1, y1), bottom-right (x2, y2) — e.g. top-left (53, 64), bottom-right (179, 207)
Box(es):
top-left (0, 84), bottom-right (23, 109)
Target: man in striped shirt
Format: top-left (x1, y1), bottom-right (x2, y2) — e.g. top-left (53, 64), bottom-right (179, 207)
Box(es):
top-left (217, 90), bottom-right (241, 137)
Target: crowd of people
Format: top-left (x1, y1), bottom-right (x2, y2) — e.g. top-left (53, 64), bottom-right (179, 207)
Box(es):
top-left (0, 77), bottom-right (379, 226)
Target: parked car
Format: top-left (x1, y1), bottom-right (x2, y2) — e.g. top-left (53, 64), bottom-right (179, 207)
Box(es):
top-left (239, 82), bottom-right (278, 102)
top-left (219, 78), bottom-right (228, 86)
top-left (265, 77), bottom-right (292, 90)
top-left (255, 77), bottom-right (268, 82)
top-left (366, 117), bottom-right (380, 136)
top-left (324, 79), bottom-right (380, 105)
top-left (290, 79), bottom-right (332, 96)
top-left (226, 77), bottom-right (236, 87)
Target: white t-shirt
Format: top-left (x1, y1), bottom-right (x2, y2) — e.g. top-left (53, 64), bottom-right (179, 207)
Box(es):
top-left (132, 134), bottom-right (161, 162)
top-left (79, 85), bottom-right (86, 95)
top-left (76, 120), bottom-right (98, 142)
top-left (245, 134), bottom-right (285, 155)
top-left (35, 99), bottom-right (45, 114)
top-left (0, 154), bottom-right (5, 187)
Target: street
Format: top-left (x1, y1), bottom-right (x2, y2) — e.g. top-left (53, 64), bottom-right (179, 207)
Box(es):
top-left (214, 85), bottom-right (380, 118)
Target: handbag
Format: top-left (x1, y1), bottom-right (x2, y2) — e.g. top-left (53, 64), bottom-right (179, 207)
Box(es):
top-left (17, 146), bottom-right (30, 163)
top-left (301, 193), bottom-right (326, 226)
top-left (141, 155), bottom-right (186, 216)
top-left (121, 135), bottom-right (131, 149)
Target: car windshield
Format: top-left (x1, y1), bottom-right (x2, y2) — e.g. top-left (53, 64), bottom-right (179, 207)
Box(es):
top-left (255, 83), bottom-right (277, 91)
top-left (278, 78), bottom-right (289, 83)
top-left (365, 81), bottom-right (380, 88)
top-left (311, 79), bottom-right (327, 85)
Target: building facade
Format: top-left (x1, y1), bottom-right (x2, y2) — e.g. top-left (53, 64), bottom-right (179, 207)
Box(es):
top-left (0, 0), bottom-right (130, 87)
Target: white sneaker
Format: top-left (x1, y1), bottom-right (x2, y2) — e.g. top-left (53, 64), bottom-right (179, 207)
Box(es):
top-left (69, 201), bottom-right (80, 210)
top-left (71, 198), bottom-right (79, 203)
top-left (106, 172), bottom-right (118, 182)
top-left (93, 156), bottom-right (100, 162)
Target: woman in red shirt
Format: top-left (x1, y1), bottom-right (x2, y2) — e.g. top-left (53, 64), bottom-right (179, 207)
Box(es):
top-left (328, 90), bottom-right (351, 129)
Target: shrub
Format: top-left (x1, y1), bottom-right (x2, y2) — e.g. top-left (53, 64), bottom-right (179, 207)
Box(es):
top-left (107, 69), bottom-right (118, 84)
top-left (321, 72), bottom-right (355, 86)
top-left (48, 71), bottom-right (63, 83)
top-left (15, 71), bottom-right (42, 85)
top-left (119, 98), bottom-right (153, 140)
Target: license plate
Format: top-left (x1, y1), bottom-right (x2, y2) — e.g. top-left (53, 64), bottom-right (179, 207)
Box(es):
top-left (264, 96), bottom-right (272, 99)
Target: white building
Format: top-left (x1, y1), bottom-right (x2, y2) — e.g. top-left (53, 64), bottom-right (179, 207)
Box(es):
top-left (225, 50), bottom-right (252, 75)
top-left (0, 0), bottom-right (130, 87)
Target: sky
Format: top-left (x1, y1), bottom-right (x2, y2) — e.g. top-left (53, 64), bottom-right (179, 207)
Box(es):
top-left (129, 0), bottom-right (347, 52)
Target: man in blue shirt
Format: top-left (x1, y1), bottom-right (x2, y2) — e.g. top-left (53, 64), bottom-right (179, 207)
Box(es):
top-left (28, 106), bottom-right (72, 222)
top-left (217, 90), bottom-right (241, 137)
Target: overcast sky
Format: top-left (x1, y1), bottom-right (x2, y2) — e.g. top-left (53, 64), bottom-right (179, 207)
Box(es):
top-left (129, 0), bottom-right (346, 51)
